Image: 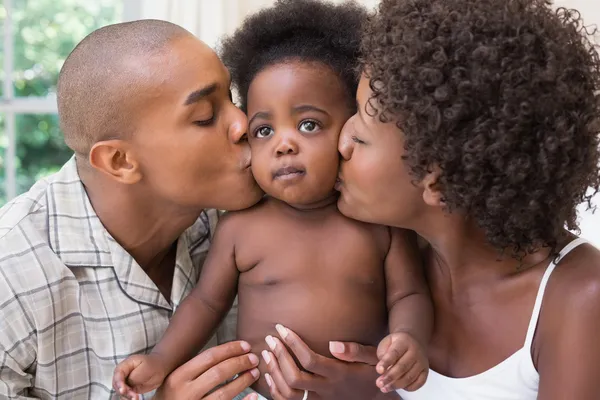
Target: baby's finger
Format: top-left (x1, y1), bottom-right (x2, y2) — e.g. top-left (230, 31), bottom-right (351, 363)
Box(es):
top-left (381, 361), bottom-right (422, 392)
top-left (113, 368), bottom-right (135, 398)
top-left (376, 344), bottom-right (408, 375)
top-left (403, 369), bottom-right (428, 392)
top-left (377, 355), bottom-right (416, 389)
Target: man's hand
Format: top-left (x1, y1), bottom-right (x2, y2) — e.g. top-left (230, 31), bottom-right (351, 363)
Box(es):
top-left (113, 341), bottom-right (259, 400)
top-left (375, 333), bottom-right (428, 393)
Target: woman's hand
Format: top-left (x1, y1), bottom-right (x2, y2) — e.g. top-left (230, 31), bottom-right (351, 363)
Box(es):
top-left (260, 324), bottom-right (400, 400)
top-left (150, 341), bottom-right (260, 400)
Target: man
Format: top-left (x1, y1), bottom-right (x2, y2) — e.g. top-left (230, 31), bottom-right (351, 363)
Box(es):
top-left (0, 20), bottom-right (263, 399)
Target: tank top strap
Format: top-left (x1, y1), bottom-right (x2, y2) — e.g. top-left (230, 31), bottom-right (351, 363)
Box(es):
top-left (523, 237), bottom-right (588, 348)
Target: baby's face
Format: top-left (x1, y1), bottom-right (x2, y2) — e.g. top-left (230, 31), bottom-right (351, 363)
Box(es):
top-left (246, 61), bottom-right (352, 208)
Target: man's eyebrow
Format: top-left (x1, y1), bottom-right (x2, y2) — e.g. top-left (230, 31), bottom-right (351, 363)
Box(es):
top-left (184, 83), bottom-right (218, 105)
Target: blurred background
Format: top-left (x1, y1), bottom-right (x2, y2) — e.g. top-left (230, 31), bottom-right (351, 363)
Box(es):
top-left (0, 0), bottom-right (598, 246)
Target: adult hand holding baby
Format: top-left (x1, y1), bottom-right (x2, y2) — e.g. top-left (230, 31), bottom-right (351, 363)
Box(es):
top-left (261, 324), bottom-right (400, 400)
top-left (113, 341), bottom-right (259, 400)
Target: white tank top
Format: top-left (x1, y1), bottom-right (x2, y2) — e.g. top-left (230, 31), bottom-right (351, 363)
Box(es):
top-left (399, 238), bottom-right (588, 400)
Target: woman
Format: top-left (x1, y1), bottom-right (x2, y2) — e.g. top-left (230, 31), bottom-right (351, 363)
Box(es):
top-left (262, 0), bottom-right (600, 399)
top-left (338, 0), bottom-right (600, 398)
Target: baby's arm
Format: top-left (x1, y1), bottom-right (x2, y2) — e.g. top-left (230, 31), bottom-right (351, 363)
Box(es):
top-left (377, 228), bottom-right (432, 393)
top-left (113, 213), bottom-right (242, 397)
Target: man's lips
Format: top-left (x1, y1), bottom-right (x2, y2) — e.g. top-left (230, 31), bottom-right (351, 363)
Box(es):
top-left (273, 166), bottom-right (305, 179)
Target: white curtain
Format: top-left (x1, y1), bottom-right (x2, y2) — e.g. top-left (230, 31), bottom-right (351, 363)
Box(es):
top-left (132, 0), bottom-right (600, 246)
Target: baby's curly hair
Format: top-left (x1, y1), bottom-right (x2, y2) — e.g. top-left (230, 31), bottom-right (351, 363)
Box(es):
top-left (219, 0), bottom-right (367, 112)
top-left (362, 0), bottom-right (600, 258)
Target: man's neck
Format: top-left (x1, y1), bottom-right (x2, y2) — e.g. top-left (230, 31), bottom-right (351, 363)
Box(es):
top-left (80, 168), bottom-right (201, 276)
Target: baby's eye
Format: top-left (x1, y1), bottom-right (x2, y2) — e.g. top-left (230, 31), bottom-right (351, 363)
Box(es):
top-left (298, 120), bottom-right (321, 133)
top-left (255, 126), bottom-right (274, 138)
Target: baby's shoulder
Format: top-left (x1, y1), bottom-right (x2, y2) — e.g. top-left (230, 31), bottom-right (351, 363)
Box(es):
top-left (215, 198), bottom-right (271, 234)
top-left (335, 212), bottom-right (392, 255)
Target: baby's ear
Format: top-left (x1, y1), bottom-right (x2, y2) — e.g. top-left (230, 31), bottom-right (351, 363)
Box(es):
top-left (89, 140), bottom-right (142, 184)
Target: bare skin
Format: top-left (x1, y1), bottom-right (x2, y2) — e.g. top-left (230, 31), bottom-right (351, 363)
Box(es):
top-left (333, 74), bottom-right (600, 398)
top-left (113, 62), bottom-right (432, 400)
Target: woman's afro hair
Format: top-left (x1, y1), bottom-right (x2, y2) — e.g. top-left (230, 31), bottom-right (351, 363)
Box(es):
top-left (362, 0), bottom-right (600, 258)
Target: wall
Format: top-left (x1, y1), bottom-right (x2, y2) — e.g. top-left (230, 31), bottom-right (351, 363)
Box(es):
top-left (554, 0), bottom-right (600, 246)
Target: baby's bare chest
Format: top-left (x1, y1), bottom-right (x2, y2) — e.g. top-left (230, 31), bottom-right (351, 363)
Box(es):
top-left (235, 216), bottom-right (387, 287)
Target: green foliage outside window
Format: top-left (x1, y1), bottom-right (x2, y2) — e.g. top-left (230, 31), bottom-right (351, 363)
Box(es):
top-left (0, 0), bottom-right (121, 205)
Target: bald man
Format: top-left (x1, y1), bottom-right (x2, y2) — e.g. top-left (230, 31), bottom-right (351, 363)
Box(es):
top-left (0, 20), bottom-right (263, 400)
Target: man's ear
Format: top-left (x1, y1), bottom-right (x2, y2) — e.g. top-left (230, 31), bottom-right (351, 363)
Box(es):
top-left (422, 166), bottom-right (444, 207)
top-left (88, 140), bottom-right (142, 184)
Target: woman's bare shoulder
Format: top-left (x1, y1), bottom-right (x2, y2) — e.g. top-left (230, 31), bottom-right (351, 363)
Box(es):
top-left (540, 241), bottom-right (600, 341)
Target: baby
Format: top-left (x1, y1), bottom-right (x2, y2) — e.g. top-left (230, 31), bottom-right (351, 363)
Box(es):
top-left (113, 1), bottom-right (432, 399)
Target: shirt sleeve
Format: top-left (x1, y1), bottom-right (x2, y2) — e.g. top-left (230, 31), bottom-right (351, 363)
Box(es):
top-left (0, 262), bottom-right (39, 399)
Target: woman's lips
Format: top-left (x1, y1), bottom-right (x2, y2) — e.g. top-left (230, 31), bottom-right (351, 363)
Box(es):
top-left (334, 176), bottom-right (343, 190)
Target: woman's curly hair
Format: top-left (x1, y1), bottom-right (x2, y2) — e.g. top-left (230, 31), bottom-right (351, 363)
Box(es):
top-left (219, 0), bottom-right (367, 112)
top-left (362, 0), bottom-right (600, 258)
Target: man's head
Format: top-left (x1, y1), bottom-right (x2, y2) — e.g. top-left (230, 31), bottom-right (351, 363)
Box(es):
top-left (58, 20), bottom-right (263, 212)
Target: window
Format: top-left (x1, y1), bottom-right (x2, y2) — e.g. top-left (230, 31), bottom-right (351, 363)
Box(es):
top-left (0, 0), bottom-right (126, 204)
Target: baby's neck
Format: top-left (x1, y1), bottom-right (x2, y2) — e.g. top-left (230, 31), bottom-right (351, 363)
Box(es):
top-left (271, 192), bottom-right (339, 214)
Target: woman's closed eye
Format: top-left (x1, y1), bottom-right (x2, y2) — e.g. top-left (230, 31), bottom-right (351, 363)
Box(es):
top-left (352, 135), bottom-right (366, 144)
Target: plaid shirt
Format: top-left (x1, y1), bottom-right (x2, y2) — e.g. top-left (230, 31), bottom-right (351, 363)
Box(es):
top-left (0, 158), bottom-right (237, 399)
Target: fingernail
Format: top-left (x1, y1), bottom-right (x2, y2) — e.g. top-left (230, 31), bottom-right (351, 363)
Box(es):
top-left (262, 350), bottom-right (271, 364)
top-left (241, 341), bottom-right (251, 351)
top-left (265, 335), bottom-right (276, 350)
top-left (248, 353), bottom-right (259, 365)
top-left (275, 324), bottom-right (288, 339)
top-left (250, 394), bottom-right (258, 400)
top-left (329, 341), bottom-right (344, 354)
top-left (265, 373), bottom-right (273, 387)
top-left (250, 368), bottom-right (260, 379)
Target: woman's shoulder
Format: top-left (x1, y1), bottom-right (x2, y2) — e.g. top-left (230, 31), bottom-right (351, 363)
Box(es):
top-left (532, 239), bottom-right (600, 389)
top-left (539, 240), bottom-right (600, 343)
top-left (548, 241), bottom-right (600, 300)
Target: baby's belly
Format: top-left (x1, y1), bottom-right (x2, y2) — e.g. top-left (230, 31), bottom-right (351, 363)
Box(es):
top-left (236, 280), bottom-right (388, 398)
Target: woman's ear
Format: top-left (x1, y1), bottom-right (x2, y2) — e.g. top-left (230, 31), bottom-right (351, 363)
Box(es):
top-left (422, 166), bottom-right (444, 207)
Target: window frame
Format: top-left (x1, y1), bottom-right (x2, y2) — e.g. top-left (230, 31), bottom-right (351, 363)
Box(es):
top-left (0, 0), bottom-right (141, 200)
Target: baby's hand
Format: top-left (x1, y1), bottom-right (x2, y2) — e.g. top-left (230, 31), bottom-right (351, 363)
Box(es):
top-left (112, 353), bottom-right (170, 400)
top-left (375, 332), bottom-right (429, 393)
